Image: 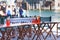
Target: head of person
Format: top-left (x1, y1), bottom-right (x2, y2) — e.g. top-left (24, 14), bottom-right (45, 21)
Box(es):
top-left (20, 6), bottom-right (22, 9)
top-left (12, 5), bottom-right (14, 7)
top-left (37, 16), bottom-right (40, 19)
top-left (8, 5), bottom-right (10, 8)
top-left (3, 2), bottom-right (6, 6)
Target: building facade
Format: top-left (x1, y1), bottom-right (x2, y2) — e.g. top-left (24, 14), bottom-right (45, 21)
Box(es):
top-left (0, 0), bottom-right (15, 5)
top-left (55, 0), bottom-right (60, 10)
top-left (0, 0), bottom-right (57, 10)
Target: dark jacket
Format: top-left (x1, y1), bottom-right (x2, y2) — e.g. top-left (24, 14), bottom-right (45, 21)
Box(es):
top-left (1, 6), bottom-right (6, 13)
top-left (19, 9), bottom-right (23, 17)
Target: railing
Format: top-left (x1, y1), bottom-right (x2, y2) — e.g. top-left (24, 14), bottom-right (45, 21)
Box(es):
top-left (32, 22), bottom-right (59, 40)
top-left (0, 22), bottom-right (60, 40)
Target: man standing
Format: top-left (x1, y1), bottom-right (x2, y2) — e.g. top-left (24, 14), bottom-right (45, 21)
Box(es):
top-left (6, 5), bottom-right (12, 18)
top-left (19, 7), bottom-right (23, 17)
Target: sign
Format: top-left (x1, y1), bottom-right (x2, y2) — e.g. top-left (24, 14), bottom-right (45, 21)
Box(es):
top-left (10, 18), bottom-right (36, 24)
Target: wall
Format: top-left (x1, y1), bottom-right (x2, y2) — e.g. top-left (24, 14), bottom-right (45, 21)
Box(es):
top-left (55, 0), bottom-right (60, 10)
top-left (6, 0), bottom-right (15, 5)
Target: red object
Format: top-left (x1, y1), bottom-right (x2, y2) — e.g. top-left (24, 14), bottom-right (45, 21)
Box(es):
top-left (6, 20), bottom-right (10, 27)
top-left (37, 18), bottom-right (40, 24)
top-left (32, 17), bottom-right (40, 24)
top-left (32, 19), bottom-right (38, 24)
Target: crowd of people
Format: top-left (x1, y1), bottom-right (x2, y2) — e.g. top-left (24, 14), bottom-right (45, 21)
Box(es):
top-left (1, 3), bottom-right (17, 16)
top-left (0, 2), bottom-right (24, 24)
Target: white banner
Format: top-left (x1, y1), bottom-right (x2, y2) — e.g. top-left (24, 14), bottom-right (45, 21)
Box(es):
top-left (10, 18), bottom-right (36, 24)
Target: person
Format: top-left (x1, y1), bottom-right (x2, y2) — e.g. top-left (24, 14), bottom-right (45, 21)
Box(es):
top-left (1, 2), bottom-right (6, 14)
top-left (0, 5), bottom-right (6, 24)
top-left (6, 5), bottom-right (12, 17)
top-left (11, 5), bottom-right (16, 17)
top-left (12, 5), bottom-right (16, 14)
top-left (0, 5), bottom-right (6, 16)
top-left (32, 16), bottom-right (40, 25)
top-left (19, 7), bottom-right (23, 17)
